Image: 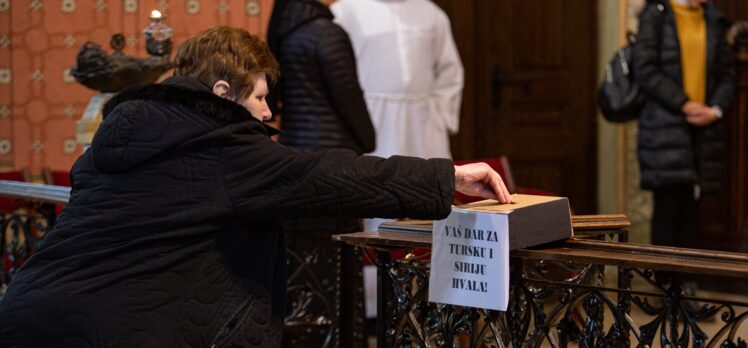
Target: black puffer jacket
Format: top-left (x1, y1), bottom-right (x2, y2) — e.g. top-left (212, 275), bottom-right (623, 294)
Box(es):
top-left (272, 0), bottom-right (374, 154)
top-left (0, 77), bottom-right (453, 347)
top-left (633, 0), bottom-right (734, 193)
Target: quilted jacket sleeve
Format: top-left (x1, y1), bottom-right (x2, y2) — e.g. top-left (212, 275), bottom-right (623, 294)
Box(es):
top-left (318, 25), bottom-right (376, 153)
top-left (219, 123), bottom-right (454, 220)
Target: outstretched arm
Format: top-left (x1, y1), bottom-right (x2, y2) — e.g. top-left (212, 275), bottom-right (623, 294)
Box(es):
top-left (220, 123), bottom-right (511, 220)
top-left (221, 125), bottom-right (452, 220)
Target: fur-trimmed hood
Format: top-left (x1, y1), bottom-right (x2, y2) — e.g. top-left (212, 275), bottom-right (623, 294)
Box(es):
top-left (92, 76), bottom-right (278, 173)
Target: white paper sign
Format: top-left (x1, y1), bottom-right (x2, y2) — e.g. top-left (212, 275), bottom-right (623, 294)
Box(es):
top-left (428, 208), bottom-right (510, 311)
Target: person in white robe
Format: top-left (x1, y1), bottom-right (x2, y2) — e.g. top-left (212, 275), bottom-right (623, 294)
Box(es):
top-left (332, 0), bottom-right (464, 232)
top-left (331, 0), bottom-right (464, 319)
top-left (331, 0), bottom-right (464, 160)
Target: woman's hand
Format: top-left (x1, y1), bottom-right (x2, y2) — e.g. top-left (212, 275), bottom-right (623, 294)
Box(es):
top-left (681, 101), bottom-right (707, 115)
top-left (685, 106), bottom-right (721, 127)
top-left (454, 163), bottom-right (513, 204)
top-left (682, 101), bottom-right (720, 127)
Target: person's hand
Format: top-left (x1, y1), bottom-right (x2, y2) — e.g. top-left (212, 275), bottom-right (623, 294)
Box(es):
top-left (681, 101), bottom-right (708, 115)
top-left (454, 163), bottom-right (513, 204)
top-left (686, 106), bottom-right (720, 127)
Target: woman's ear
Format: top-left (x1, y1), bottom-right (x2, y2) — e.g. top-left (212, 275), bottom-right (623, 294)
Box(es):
top-left (212, 80), bottom-right (231, 98)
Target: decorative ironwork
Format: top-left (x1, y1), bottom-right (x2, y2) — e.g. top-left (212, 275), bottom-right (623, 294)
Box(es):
top-left (1, 204), bottom-right (55, 295)
top-left (283, 227), bottom-right (366, 348)
top-left (284, 239), bottom-right (337, 347)
top-left (363, 247), bottom-right (748, 348)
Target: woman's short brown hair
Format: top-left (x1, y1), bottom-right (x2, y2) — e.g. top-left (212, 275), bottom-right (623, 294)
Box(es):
top-left (173, 26), bottom-right (279, 99)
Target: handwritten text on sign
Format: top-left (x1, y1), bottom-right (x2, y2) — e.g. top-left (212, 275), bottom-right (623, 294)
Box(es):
top-left (428, 208), bottom-right (509, 311)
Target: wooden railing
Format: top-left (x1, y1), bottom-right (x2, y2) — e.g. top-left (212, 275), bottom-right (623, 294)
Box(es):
top-left (335, 218), bottom-right (748, 347)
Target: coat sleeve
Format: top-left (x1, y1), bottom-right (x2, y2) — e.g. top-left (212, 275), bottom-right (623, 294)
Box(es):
top-left (318, 25), bottom-right (376, 153)
top-left (633, 5), bottom-right (689, 113)
top-left (219, 125), bottom-right (454, 220)
top-left (431, 10), bottom-right (464, 135)
top-left (707, 18), bottom-right (736, 112)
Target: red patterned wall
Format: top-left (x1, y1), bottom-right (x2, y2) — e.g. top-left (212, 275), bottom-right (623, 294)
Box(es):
top-left (0, 0), bottom-right (274, 176)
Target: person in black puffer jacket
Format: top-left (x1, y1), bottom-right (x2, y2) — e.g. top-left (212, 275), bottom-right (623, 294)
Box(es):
top-left (266, 2), bottom-right (375, 345)
top-left (633, 0), bottom-right (734, 249)
top-left (0, 27), bottom-right (512, 347)
top-left (267, 0), bottom-right (374, 154)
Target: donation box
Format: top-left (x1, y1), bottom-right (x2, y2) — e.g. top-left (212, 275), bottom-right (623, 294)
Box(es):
top-left (429, 194), bottom-right (573, 311)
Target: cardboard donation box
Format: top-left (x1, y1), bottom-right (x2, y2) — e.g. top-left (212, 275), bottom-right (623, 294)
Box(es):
top-left (428, 194), bottom-right (572, 311)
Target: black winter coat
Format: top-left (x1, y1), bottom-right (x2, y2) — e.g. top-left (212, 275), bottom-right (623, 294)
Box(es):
top-left (0, 77), bottom-right (453, 347)
top-left (632, 0), bottom-right (735, 193)
top-left (272, 0), bottom-right (375, 154)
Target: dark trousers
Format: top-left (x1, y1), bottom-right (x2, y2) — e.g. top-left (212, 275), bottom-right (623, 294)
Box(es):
top-left (651, 184), bottom-right (699, 249)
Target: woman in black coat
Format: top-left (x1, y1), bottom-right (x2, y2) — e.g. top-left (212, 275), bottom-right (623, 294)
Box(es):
top-left (633, 0), bottom-right (734, 249)
top-left (0, 27), bottom-right (511, 347)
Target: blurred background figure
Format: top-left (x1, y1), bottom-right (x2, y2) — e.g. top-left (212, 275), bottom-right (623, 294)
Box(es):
top-left (267, 0), bottom-right (374, 346)
top-left (267, 0), bottom-right (375, 155)
top-left (332, 0), bottom-right (463, 161)
top-left (633, 0), bottom-right (734, 252)
top-left (331, 0), bottom-right (464, 325)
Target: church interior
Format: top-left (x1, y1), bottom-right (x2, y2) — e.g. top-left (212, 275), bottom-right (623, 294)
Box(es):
top-left (1, 0), bottom-right (748, 346)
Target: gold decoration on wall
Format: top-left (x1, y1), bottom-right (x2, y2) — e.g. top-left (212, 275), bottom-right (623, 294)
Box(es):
top-left (0, 36), bottom-right (10, 49)
top-left (157, 0), bottom-right (169, 13)
top-left (31, 69), bottom-right (44, 83)
top-left (0, 105), bottom-right (9, 119)
top-left (95, 0), bottom-right (106, 12)
top-left (62, 68), bottom-right (75, 83)
top-left (0, 68), bottom-right (10, 84)
top-left (218, 0), bottom-right (229, 14)
top-left (31, 139), bottom-right (44, 154)
top-left (63, 105), bottom-right (76, 118)
top-left (30, 0), bottom-right (43, 12)
top-left (0, 0), bottom-right (8, 13)
top-left (124, 0), bottom-right (138, 13)
top-left (62, 0), bottom-right (76, 13)
top-left (0, 139), bottom-right (11, 155)
top-left (246, 0), bottom-right (260, 16)
top-left (126, 35), bottom-right (137, 48)
top-left (62, 139), bottom-right (78, 154)
top-left (186, 0), bottom-right (200, 15)
top-left (64, 34), bottom-right (76, 48)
